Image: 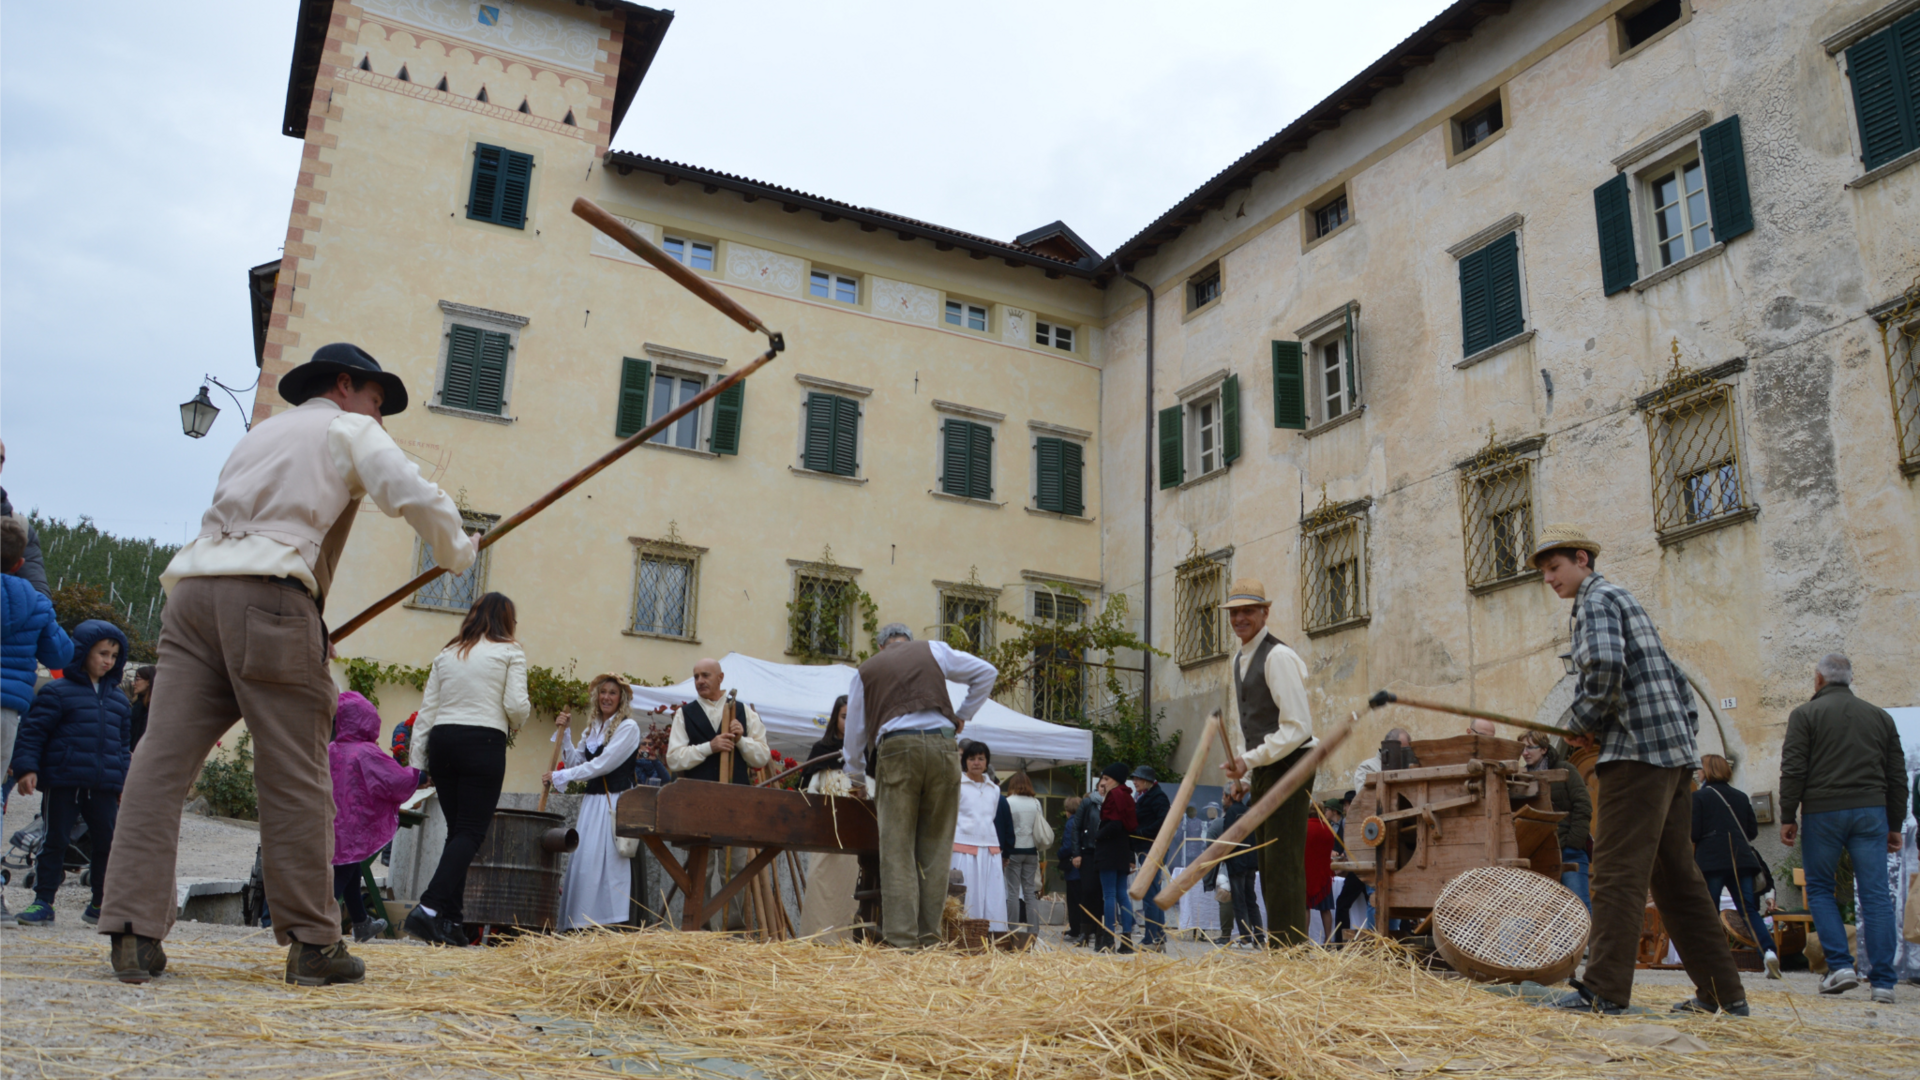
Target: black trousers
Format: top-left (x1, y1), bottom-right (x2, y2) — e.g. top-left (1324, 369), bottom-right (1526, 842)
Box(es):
top-left (1250, 748), bottom-right (1311, 947)
top-left (333, 863), bottom-right (368, 923)
top-left (1065, 873), bottom-right (1096, 937)
top-left (420, 725), bottom-right (506, 923)
top-left (37, 786), bottom-right (116, 907)
top-left (1333, 873), bottom-right (1368, 937)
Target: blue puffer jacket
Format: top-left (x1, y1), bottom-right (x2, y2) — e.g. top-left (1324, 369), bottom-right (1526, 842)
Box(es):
top-left (10, 620), bottom-right (132, 791)
top-left (2, 574), bottom-right (73, 713)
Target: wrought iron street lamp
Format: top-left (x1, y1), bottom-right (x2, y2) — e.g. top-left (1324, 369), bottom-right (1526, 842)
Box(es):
top-left (180, 386), bottom-right (219, 438)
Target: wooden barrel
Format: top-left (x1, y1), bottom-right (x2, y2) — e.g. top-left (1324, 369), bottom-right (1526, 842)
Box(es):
top-left (461, 809), bottom-right (575, 929)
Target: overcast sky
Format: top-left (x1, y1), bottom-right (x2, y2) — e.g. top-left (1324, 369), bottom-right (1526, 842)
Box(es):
top-left (0, 0), bottom-right (1447, 545)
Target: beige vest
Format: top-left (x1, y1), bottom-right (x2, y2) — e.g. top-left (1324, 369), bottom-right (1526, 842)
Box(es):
top-left (196, 400), bottom-right (359, 597)
top-left (857, 640), bottom-right (958, 755)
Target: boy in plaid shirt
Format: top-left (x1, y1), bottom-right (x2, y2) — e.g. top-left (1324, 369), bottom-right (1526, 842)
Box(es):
top-left (1534, 524), bottom-right (1747, 1017)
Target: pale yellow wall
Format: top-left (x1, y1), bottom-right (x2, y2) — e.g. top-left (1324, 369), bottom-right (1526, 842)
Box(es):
top-left (1093, 0), bottom-right (1920, 814)
top-left (264, 1), bottom-right (1109, 789)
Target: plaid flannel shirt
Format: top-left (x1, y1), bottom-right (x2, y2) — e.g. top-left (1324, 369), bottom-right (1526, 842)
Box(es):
top-left (1566, 574), bottom-right (1698, 770)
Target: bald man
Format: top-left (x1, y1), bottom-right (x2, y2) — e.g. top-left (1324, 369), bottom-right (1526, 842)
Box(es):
top-left (665, 659), bottom-right (771, 783)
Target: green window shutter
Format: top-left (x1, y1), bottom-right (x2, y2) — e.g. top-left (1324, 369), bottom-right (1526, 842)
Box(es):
top-left (1221, 373), bottom-right (1241, 465)
top-left (473, 329), bottom-right (511, 414)
top-left (1344, 303), bottom-right (1359, 397)
top-left (1157, 405), bottom-right (1184, 489)
top-left (1459, 245), bottom-right (1491, 356)
top-left (468, 144), bottom-right (503, 224)
top-left (616, 357), bottom-right (652, 437)
top-left (442, 324), bottom-right (483, 409)
top-left (1593, 173), bottom-right (1638, 296)
top-left (1034, 436), bottom-right (1064, 512)
top-left (1698, 115), bottom-right (1754, 242)
top-left (967, 422), bottom-right (993, 500)
top-left (830, 396), bottom-right (860, 477)
top-left (1060, 439), bottom-right (1084, 517)
top-left (1846, 24), bottom-right (1918, 171)
top-left (1271, 341), bottom-right (1306, 429)
top-left (709, 378), bottom-right (744, 454)
top-left (1486, 232), bottom-right (1524, 345)
top-left (499, 150), bottom-right (533, 229)
top-left (941, 419), bottom-right (972, 497)
top-left (803, 393), bottom-right (835, 472)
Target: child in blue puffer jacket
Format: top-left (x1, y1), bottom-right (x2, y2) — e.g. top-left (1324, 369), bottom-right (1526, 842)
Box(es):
top-left (2, 514), bottom-right (74, 821)
top-left (10, 619), bottom-right (132, 926)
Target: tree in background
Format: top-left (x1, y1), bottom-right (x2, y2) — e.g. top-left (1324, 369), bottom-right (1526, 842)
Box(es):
top-left (33, 513), bottom-right (177, 663)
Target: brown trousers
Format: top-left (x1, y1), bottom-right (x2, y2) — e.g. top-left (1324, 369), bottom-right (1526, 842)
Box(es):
top-left (98, 577), bottom-right (341, 947)
top-left (1582, 760), bottom-right (1745, 1007)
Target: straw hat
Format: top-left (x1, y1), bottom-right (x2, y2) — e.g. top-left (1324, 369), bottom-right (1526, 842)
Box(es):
top-left (1219, 578), bottom-right (1272, 609)
top-left (1529, 523), bottom-right (1601, 568)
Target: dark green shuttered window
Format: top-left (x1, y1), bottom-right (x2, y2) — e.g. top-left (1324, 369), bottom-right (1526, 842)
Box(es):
top-left (1457, 232), bottom-right (1524, 356)
top-left (1593, 174), bottom-right (1638, 295)
top-left (616, 358), bottom-right (651, 437)
top-left (941, 419), bottom-right (994, 500)
top-left (804, 393), bottom-right (860, 476)
top-left (1220, 374), bottom-right (1242, 465)
top-left (1697, 115), bottom-right (1754, 242)
top-left (1846, 11), bottom-right (1920, 171)
top-left (710, 380), bottom-right (744, 455)
top-left (1157, 406), bottom-right (1183, 489)
top-left (1272, 341), bottom-right (1307, 429)
top-left (442, 324), bottom-right (511, 414)
top-left (467, 143), bottom-right (533, 228)
top-left (1034, 437), bottom-right (1084, 516)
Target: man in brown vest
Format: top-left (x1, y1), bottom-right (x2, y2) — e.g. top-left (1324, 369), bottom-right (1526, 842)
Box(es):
top-left (844, 623), bottom-right (997, 948)
top-left (99, 344), bottom-right (474, 986)
top-left (1219, 578), bottom-right (1317, 946)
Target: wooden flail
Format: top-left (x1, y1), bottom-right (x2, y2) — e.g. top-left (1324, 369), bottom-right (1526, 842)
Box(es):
top-left (1335, 734), bottom-right (1568, 932)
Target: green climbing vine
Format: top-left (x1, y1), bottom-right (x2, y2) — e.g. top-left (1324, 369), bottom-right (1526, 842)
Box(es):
top-left (341, 657), bottom-right (429, 706)
top-left (785, 547), bottom-right (882, 664)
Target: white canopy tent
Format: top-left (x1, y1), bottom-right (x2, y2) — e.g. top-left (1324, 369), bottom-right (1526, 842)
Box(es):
top-left (626, 651), bottom-right (1094, 771)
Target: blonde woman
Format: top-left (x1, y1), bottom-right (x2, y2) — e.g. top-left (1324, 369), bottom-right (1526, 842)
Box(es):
top-left (405, 593), bottom-right (531, 947)
top-left (549, 673), bottom-right (641, 930)
top-left (1003, 771), bottom-right (1051, 935)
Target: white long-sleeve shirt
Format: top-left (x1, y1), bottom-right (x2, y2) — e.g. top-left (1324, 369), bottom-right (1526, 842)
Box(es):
top-left (162, 400), bottom-right (474, 594)
top-left (664, 697), bottom-right (771, 773)
top-left (412, 638), bottom-right (531, 764)
top-left (844, 641), bottom-right (998, 782)
top-left (1225, 626), bottom-right (1317, 769)
top-left (955, 774), bottom-right (1004, 848)
top-left (552, 716), bottom-right (643, 787)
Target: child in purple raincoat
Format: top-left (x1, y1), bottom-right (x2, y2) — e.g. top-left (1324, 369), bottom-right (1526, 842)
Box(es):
top-left (330, 691), bottom-right (423, 941)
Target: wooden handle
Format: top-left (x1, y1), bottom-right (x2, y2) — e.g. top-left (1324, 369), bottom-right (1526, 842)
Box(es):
top-left (573, 197), bottom-right (771, 338)
top-left (330, 346), bottom-right (780, 643)
top-left (1154, 712), bottom-right (1356, 911)
top-left (718, 693), bottom-right (737, 786)
top-left (1368, 691), bottom-right (1568, 738)
top-left (1128, 711), bottom-right (1220, 900)
top-left (537, 723), bottom-right (567, 813)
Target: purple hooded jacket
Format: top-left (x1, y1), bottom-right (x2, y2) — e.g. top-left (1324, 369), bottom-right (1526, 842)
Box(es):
top-left (330, 691), bottom-right (423, 866)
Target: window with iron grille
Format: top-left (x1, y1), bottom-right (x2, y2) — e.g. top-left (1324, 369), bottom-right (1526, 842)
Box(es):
top-left (791, 571), bottom-right (858, 658)
top-left (629, 533), bottom-right (703, 640)
top-left (938, 584), bottom-right (998, 653)
top-left (1301, 500), bottom-right (1370, 634)
top-left (1876, 284), bottom-right (1920, 476)
top-left (412, 513), bottom-right (496, 612)
top-left (1173, 548), bottom-right (1229, 665)
top-left (1458, 437), bottom-right (1538, 591)
top-left (1642, 357), bottom-right (1754, 541)
top-left (1188, 262), bottom-right (1222, 312)
top-left (1031, 588), bottom-right (1086, 723)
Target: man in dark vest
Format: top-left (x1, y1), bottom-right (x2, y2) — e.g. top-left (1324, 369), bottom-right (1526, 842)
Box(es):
top-left (665, 657), bottom-right (771, 782)
top-left (1219, 578), bottom-right (1317, 947)
top-left (844, 623), bottom-right (997, 949)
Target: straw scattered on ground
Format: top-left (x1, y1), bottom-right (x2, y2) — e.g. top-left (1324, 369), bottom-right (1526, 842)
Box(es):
top-left (3, 928), bottom-right (1916, 1080)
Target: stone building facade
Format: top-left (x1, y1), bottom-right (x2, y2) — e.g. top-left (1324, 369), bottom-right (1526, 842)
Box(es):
top-left (253, 0), bottom-right (1919, 798)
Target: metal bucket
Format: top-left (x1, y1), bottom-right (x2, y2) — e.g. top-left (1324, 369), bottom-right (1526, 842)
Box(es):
top-left (461, 808), bottom-right (578, 929)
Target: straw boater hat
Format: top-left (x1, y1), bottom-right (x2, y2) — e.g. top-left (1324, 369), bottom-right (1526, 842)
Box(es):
top-left (1529, 524), bottom-right (1602, 569)
top-left (1219, 578), bottom-right (1272, 609)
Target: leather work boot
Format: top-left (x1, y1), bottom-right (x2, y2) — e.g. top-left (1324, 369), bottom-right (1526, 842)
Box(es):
top-left (109, 933), bottom-right (169, 984)
top-left (285, 940), bottom-right (366, 986)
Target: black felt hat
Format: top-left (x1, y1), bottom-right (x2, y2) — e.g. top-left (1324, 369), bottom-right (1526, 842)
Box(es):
top-left (278, 343), bottom-right (409, 415)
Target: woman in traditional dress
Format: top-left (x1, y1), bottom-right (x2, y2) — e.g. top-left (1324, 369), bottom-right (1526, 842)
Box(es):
top-left (953, 740), bottom-right (1011, 931)
top-left (799, 695), bottom-right (863, 941)
top-left (548, 673), bottom-right (641, 930)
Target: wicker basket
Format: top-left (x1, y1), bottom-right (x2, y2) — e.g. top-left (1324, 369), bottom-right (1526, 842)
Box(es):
top-left (1430, 866), bottom-right (1589, 984)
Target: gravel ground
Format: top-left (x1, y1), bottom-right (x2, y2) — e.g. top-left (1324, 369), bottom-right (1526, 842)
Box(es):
top-left (2, 797), bottom-right (1914, 1078)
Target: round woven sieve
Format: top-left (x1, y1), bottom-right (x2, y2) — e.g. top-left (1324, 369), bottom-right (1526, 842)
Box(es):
top-left (1430, 866), bottom-right (1590, 984)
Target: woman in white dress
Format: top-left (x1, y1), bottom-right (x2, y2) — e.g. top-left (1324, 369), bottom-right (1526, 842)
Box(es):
top-left (799, 695), bottom-right (862, 941)
top-left (953, 740), bottom-right (1010, 931)
top-left (547, 673), bottom-right (641, 930)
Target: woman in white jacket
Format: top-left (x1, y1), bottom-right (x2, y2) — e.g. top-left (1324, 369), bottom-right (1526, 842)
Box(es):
top-left (953, 740), bottom-right (1010, 931)
top-left (403, 593), bottom-right (530, 947)
top-left (548, 673), bottom-right (641, 930)
top-left (1002, 771), bottom-right (1050, 935)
